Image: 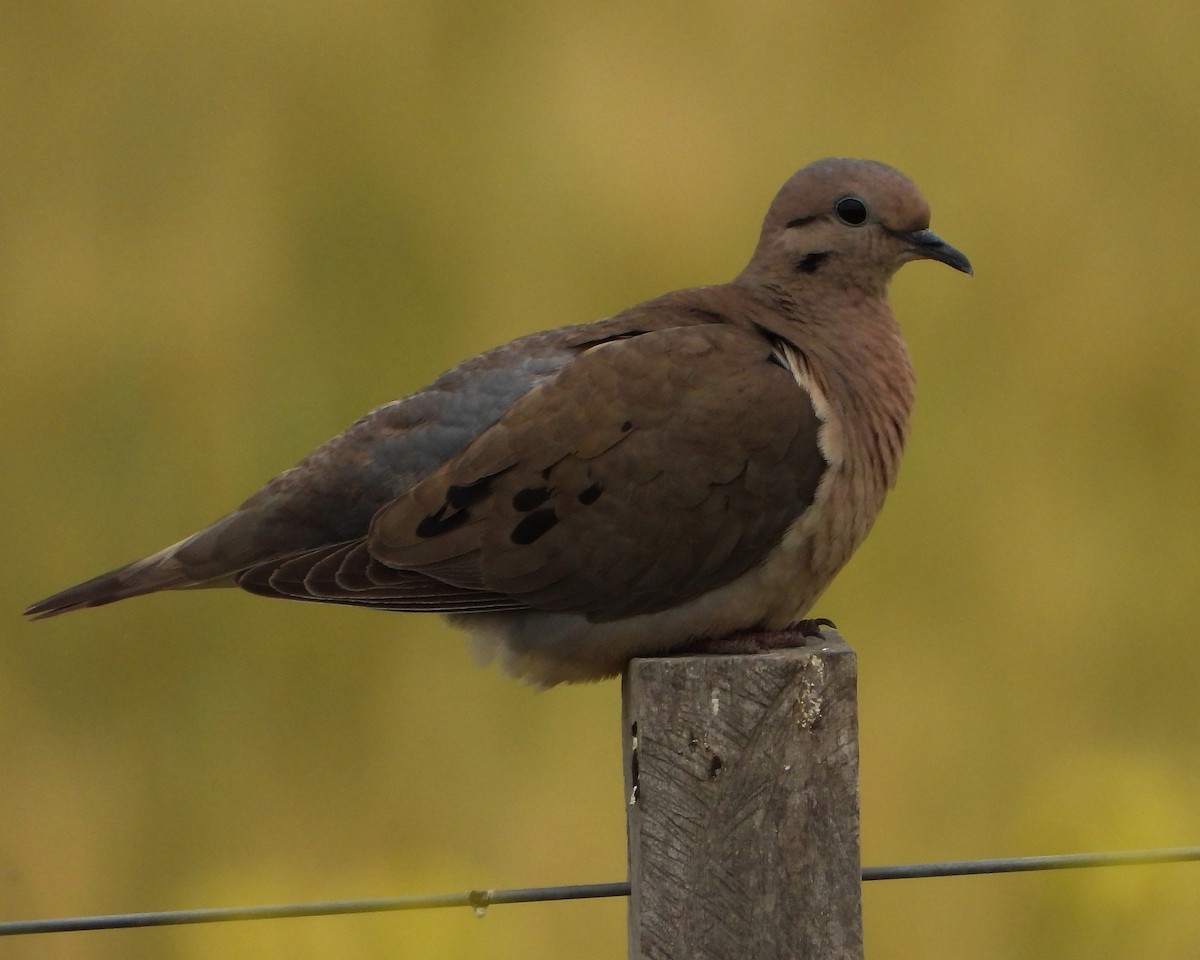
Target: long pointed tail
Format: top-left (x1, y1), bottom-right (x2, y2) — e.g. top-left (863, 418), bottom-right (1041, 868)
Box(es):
top-left (24, 547), bottom-right (202, 620)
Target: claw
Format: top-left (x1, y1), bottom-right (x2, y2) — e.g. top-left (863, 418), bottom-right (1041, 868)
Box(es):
top-left (795, 617), bottom-right (837, 638)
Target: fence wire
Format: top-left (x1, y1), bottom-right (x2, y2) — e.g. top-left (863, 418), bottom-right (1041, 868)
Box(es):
top-left (3, 846), bottom-right (1197, 937)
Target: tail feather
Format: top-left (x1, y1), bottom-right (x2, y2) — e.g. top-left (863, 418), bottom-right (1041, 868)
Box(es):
top-left (24, 546), bottom-right (204, 620)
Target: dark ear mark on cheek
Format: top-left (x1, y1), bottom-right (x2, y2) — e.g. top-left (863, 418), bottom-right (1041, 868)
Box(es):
top-left (794, 252), bottom-right (829, 274)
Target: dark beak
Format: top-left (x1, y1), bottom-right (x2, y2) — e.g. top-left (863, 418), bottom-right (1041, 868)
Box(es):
top-left (904, 228), bottom-right (973, 275)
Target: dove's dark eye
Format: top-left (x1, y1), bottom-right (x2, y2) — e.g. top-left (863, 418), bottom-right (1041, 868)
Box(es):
top-left (834, 196), bottom-right (868, 226)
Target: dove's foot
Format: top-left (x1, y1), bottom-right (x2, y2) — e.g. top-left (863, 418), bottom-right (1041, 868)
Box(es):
top-left (676, 618), bottom-right (836, 656)
top-left (793, 616), bottom-right (837, 638)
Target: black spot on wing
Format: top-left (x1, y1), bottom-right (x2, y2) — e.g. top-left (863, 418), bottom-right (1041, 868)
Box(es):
top-left (446, 476), bottom-right (494, 509)
top-left (577, 483), bottom-right (602, 505)
top-left (416, 504), bottom-right (471, 538)
top-left (415, 474), bottom-right (498, 538)
top-left (512, 486), bottom-right (553, 511)
top-left (511, 508), bottom-right (559, 545)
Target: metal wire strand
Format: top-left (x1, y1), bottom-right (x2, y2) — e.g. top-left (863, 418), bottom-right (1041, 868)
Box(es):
top-left (860, 845), bottom-right (1200, 881)
top-left (3, 847), bottom-right (1198, 937)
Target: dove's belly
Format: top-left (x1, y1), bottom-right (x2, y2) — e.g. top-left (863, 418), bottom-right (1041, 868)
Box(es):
top-left (449, 457), bottom-right (884, 687)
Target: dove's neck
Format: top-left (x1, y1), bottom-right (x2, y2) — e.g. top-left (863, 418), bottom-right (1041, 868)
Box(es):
top-left (735, 279), bottom-right (917, 494)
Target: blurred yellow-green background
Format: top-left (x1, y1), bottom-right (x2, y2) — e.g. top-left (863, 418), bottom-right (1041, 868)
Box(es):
top-left (4, 1), bottom-right (1200, 957)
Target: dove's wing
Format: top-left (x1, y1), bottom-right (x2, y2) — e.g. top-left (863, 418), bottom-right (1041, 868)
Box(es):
top-left (236, 322), bottom-right (825, 621)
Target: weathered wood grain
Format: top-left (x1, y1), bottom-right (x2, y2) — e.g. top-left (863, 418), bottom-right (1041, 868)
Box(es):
top-left (623, 631), bottom-right (862, 960)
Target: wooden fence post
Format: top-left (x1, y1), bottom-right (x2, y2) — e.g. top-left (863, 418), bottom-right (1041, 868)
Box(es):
top-left (622, 629), bottom-right (863, 960)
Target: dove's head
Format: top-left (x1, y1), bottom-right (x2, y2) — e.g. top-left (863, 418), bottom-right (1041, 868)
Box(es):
top-left (742, 158), bottom-right (971, 296)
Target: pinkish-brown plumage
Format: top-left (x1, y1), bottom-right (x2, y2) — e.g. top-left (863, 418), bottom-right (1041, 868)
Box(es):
top-left (26, 158), bottom-right (969, 685)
